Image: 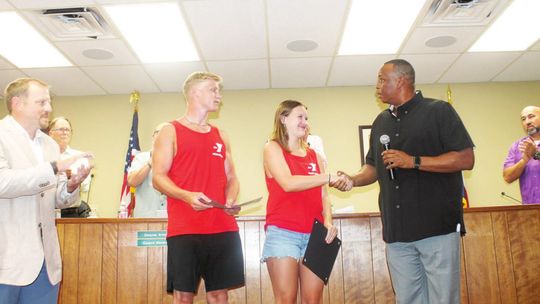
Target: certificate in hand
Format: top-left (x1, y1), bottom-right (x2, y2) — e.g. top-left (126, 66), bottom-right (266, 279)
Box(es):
top-left (199, 196), bottom-right (263, 210)
top-left (302, 219), bottom-right (341, 285)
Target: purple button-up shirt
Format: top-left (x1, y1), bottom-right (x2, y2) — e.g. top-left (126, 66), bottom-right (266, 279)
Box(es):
top-left (503, 136), bottom-right (540, 204)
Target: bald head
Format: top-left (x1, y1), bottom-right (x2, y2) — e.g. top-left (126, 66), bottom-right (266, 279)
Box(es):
top-left (521, 105), bottom-right (540, 136)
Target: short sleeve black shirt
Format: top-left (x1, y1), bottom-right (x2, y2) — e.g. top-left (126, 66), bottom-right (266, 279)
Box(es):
top-left (365, 91), bottom-right (474, 243)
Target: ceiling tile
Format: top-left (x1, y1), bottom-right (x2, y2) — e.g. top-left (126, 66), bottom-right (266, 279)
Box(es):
top-left (530, 39), bottom-right (540, 51)
top-left (267, 0), bottom-right (347, 58)
top-left (55, 39), bottom-right (139, 66)
top-left (0, 70), bottom-right (27, 97)
top-left (144, 61), bottom-right (205, 93)
top-left (207, 59), bottom-right (269, 90)
top-left (22, 67), bottom-right (105, 96)
top-left (493, 51), bottom-right (540, 82)
top-left (399, 53), bottom-right (460, 84)
top-left (8, 0), bottom-right (95, 9)
top-left (0, 0), bottom-right (13, 10)
top-left (0, 56), bottom-right (15, 69)
top-left (401, 27), bottom-right (484, 54)
top-left (439, 52), bottom-right (521, 83)
top-left (328, 55), bottom-right (396, 86)
top-left (271, 57), bottom-right (331, 88)
top-left (183, 0), bottom-right (266, 61)
top-left (82, 65), bottom-right (159, 94)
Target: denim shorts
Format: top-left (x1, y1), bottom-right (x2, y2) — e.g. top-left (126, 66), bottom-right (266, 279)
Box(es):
top-left (261, 225), bottom-right (311, 263)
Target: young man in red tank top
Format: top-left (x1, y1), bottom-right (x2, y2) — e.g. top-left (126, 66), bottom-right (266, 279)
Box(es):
top-left (152, 72), bottom-right (244, 304)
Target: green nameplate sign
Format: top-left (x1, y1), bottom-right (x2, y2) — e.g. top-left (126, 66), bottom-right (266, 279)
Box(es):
top-left (136, 230), bottom-right (167, 247)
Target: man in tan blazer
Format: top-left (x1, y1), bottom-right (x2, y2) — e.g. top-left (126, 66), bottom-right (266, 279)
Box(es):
top-left (0, 78), bottom-right (92, 304)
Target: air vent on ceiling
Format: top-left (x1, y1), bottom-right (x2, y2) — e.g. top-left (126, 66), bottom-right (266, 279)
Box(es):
top-left (37, 7), bottom-right (112, 40)
top-left (422, 0), bottom-right (506, 27)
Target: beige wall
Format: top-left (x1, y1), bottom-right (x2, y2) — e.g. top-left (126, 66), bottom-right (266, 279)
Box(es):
top-left (2, 81), bottom-right (539, 217)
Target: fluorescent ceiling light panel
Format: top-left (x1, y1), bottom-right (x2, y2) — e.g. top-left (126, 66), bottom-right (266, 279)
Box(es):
top-left (0, 12), bottom-right (71, 68)
top-left (105, 2), bottom-right (199, 63)
top-left (339, 0), bottom-right (425, 55)
top-left (470, 0), bottom-right (540, 52)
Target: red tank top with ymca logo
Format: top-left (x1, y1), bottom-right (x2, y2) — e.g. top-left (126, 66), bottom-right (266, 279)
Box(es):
top-left (265, 145), bottom-right (323, 233)
top-left (166, 121), bottom-right (238, 237)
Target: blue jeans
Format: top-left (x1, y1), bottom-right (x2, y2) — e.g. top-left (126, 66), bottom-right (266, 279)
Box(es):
top-left (261, 225), bottom-right (311, 262)
top-left (0, 261), bottom-right (59, 304)
top-left (386, 232), bottom-right (461, 304)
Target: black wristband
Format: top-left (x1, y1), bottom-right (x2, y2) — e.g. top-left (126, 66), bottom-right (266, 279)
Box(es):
top-left (534, 151), bottom-right (540, 160)
top-left (414, 156), bottom-right (421, 169)
top-left (50, 161), bottom-right (58, 175)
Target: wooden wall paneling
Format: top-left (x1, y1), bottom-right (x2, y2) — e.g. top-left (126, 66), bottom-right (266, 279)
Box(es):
top-left (259, 221), bottom-right (274, 304)
top-left (370, 217), bottom-right (394, 304)
top-left (228, 222), bottom-right (246, 304)
top-left (161, 223), bottom-right (173, 304)
top-left (78, 223), bottom-right (103, 304)
top-left (462, 213), bottom-right (501, 304)
top-left (491, 212), bottom-right (517, 304)
top-left (147, 222), bottom-right (164, 304)
top-left (117, 223), bottom-right (149, 304)
top-left (244, 221), bottom-right (262, 303)
top-left (324, 219), bottom-right (344, 304)
top-left (507, 209), bottom-right (540, 304)
top-left (57, 224), bottom-right (65, 304)
top-left (340, 217), bottom-right (374, 303)
top-left (102, 223), bottom-right (118, 304)
top-left (460, 239), bottom-right (469, 304)
top-left (61, 223), bottom-right (80, 303)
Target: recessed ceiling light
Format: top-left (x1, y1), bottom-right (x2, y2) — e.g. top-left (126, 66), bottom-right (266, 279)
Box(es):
top-left (104, 2), bottom-right (199, 63)
top-left (287, 40), bottom-right (319, 52)
top-left (425, 35), bottom-right (457, 48)
top-left (469, 0), bottom-right (540, 52)
top-left (0, 12), bottom-right (72, 68)
top-left (82, 48), bottom-right (114, 60)
top-left (339, 0), bottom-right (425, 55)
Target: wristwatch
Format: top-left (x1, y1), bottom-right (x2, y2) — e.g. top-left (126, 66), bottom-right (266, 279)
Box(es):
top-left (413, 156), bottom-right (421, 169)
top-left (534, 151), bottom-right (540, 160)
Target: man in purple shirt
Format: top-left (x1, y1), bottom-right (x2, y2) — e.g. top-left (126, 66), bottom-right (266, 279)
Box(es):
top-left (503, 105), bottom-right (540, 204)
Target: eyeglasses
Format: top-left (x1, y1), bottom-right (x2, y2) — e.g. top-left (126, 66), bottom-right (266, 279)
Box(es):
top-left (51, 128), bottom-right (71, 133)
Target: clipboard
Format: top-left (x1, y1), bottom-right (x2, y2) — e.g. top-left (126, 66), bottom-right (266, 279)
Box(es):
top-left (302, 219), bottom-right (341, 285)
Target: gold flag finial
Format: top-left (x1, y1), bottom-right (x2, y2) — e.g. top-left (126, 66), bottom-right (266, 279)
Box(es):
top-left (130, 91), bottom-right (140, 110)
top-left (446, 85), bottom-right (453, 105)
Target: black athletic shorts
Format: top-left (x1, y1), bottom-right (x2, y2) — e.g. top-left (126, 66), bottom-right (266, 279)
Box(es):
top-left (166, 231), bottom-right (245, 293)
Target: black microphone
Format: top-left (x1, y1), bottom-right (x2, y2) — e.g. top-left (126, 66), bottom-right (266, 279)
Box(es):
top-left (380, 134), bottom-right (396, 180)
top-left (501, 191), bottom-right (522, 204)
top-left (86, 174), bottom-right (95, 205)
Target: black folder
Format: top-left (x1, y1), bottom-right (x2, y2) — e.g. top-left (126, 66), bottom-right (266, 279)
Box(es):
top-left (302, 219), bottom-right (341, 285)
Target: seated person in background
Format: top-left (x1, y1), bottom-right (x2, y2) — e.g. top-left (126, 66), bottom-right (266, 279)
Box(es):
top-left (127, 123), bottom-right (167, 217)
top-left (503, 105), bottom-right (540, 204)
top-left (48, 117), bottom-right (92, 206)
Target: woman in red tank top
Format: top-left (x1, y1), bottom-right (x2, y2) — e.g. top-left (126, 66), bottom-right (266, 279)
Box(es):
top-left (262, 99), bottom-right (340, 304)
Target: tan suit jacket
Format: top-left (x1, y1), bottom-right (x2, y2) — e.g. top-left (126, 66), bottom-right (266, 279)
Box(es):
top-left (0, 115), bottom-right (78, 286)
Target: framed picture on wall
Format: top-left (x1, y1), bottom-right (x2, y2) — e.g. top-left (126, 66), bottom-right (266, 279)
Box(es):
top-left (358, 125), bottom-right (372, 166)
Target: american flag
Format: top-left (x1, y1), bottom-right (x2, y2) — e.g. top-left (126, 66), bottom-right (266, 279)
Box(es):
top-left (119, 108), bottom-right (140, 217)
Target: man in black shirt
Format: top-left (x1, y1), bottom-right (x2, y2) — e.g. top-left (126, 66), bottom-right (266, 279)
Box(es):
top-left (334, 59), bottom-right (474, 304)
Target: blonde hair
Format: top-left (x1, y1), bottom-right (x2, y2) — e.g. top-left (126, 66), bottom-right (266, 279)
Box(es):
top-left (4, 78), bottom-right (49, 113)
top-left (270, 99), bottom-right (308, 152)
top-left (182, 72), bottom-right (222, 98)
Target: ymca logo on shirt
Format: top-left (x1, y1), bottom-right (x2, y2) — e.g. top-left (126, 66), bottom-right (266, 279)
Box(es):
top-left (307, 162), bottom-right (317, 175)
top-left (212, 143), bottom-right (224, 158)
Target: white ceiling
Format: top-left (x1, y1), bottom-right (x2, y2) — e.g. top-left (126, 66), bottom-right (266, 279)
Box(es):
top-left (0, 0), bottom-right (539, 97)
